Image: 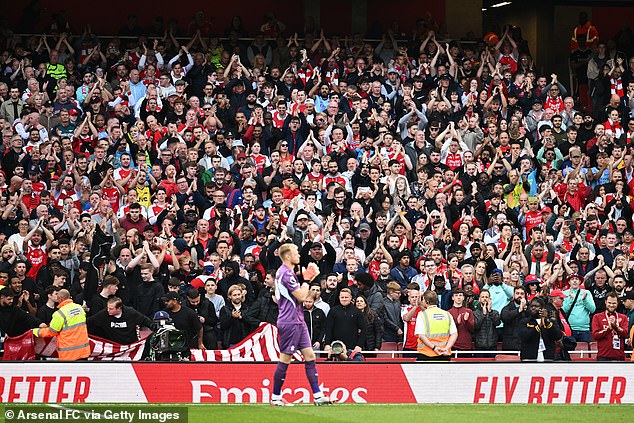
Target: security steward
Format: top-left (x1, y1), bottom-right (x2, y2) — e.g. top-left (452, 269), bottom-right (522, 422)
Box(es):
top-left (33, 289), bottom-right (91, 360)
top-left (414, 290), bottom-right (458, 361)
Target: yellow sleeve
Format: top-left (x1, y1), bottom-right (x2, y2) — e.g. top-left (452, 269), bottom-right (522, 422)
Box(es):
top-left (33, 310), bottom-right (65, 338)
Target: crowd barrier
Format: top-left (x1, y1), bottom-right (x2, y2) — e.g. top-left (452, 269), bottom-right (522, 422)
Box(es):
top-left (0, 362), bottom-right (632, 404)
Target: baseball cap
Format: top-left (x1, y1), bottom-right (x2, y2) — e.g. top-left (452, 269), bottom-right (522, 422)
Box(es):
top-left (388, 68), bottom-right (398, 74)
top-left (165, 292), bottom-right (180, 301)
top-left (624, 291), bottom-right (634, 301)
top-left (236, 152), bottom-right (247, 160)
top-left (541, 206), bottom-right (552, 214)
top-left (254, 203), bottom-right (265, 211)
top-left (310, 242), bottom-right (324, 249)
top-left (68, 109), bottom-right (80, 116)
top-left (225, 131), bottom-right (235, 138)
top-left (491, 268), bottom-right (503, 276)
top-left (523, 274), bottom-right (539, 285)
top-left (358, 223), bottom-right (371, 232)
top-left (549, 289), bottom-right (566, 299)
top-left (296, 212), bottom-right (309, 221)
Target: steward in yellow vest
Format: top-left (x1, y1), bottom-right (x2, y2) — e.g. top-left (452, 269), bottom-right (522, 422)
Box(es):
top-left (415, 290), bottom-right (457, 361)
top-left (33, 289), bottom-right (90, 360)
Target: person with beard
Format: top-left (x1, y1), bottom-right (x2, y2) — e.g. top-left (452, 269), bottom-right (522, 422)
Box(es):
top-left (519, 297), bottom-right (562, 361)
top-left (501, 285), bottom-right (528, 351)
top-left (184, 287), bottom-right (218, 349)
top-left (0, 285), bottom-right (42, 337)
top-left (591, 292), bottom-right (629, 361)
top-left (87, 297), bottom-right (152, 344)
top-left (217, 260), bottom-right (255, 305)
top-left (164, 291), bottom-right (205, 350)
top-left (8, 274), bottom-right (37, 315)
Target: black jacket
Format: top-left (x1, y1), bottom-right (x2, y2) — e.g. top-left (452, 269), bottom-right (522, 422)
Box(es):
top-left (519, 317), bottom-right (562, 360)
top-left (304, 307), bottom-right (327, 347)
top-left (244, 288), bottom-right (278, 327)
top-left (0, 305), bottom-right (42, 337)
top-left (220, 302), bottom-right (253, 348)
top-left (184, 297), bottom-right (218, 333)
top-left (501, 301), bottom-right (526, 350)
top-left (87, 306), bottom-right (152, 345)
top-left (473, 308), bottom-right (501, 349)
top-left (132, 280), bottom-right (165, 318)
top-left (324, 304), bottom-right (367, 350)
top-left (363, 310), bottom-right (384, 350)
top-left (217, 261), bottom-right (255, 305)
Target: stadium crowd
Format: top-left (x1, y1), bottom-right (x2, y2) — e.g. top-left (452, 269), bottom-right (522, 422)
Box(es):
top-left (0, 11), bottom-right (634, 361)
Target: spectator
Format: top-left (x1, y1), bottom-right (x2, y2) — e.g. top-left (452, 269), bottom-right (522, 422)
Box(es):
top-left (519, 297), bottom-right (562, 361)
top-left (184, 287), bottom-right (218, 349)
top-left (220, 285), bottom-right (252, 348)
top-left (591, 292), bottom-right (629, 361)
top-left (382, 281), bottom-right (404, 350)
top-left (563, 273), bottom-right (596, 344)
top-left (501, 285), bottom-right (528, 351)
top-left (303, 294), bottom-right (326, 350)
top-left (355, 295), bottom-right (383, 353)
top-left (449, 288), bottom-right (474, 351)
top-left (324, 288), bottom-right (367, 357)
top-left (473, 289), bottom-right (501, 355)
top-left (87, 297), bottom-right (152, 344)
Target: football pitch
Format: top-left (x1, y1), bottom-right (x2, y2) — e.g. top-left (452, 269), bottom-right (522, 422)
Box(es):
top-left (2, 404), bottom-right (632, 423)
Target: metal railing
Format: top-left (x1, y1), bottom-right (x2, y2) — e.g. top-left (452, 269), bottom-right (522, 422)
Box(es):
top-left (316, 349), bottom-right (606, 359)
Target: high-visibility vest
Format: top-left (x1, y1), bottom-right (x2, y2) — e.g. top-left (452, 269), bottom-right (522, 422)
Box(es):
top-left (46, 63), bottom-right (67, 80)
top-left (33, 299), bottom-right (90, 360)
top-left (416, 306), bottom-right (453, 357)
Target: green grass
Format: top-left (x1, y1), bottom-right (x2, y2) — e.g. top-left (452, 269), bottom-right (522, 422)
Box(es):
top-left (3, 404), bottom-right (633, 423)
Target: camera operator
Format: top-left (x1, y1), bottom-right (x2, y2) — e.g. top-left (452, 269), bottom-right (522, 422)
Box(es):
top-left (164, 291), bottom-right (205, 350)
top-left (88, 297), bottom-right (153, 345)
top-left (184, 287), bottom-right (217, 349)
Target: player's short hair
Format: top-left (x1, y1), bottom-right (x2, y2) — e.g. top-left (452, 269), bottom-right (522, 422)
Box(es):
top-left (278, 243), bottom-right (296, 260)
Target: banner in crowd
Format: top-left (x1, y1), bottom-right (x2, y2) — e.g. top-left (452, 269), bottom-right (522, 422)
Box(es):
top-left (190, 322), bottom-right (302, 361)
top-left (0, 362), bottom-right (632, 404)
top-left (3, 323), bottom-right (294, 362)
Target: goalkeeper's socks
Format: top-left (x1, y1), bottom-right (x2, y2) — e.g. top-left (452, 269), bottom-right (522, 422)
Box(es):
top-left (305, 360), bottom-right (321, 394)
top-left (273, 361), bottom-right (289, 396)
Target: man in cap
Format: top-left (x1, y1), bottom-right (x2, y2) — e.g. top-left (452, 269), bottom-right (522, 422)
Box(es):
top-left (164, 291), bottom-right (205, 350)
top-left (300, 240), bottom-right (336, 275)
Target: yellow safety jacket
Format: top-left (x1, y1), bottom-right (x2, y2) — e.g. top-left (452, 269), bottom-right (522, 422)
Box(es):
top-left (417, 306), bottom-right (453, 357)
top-left (33, 299), bottom-right (90, 360)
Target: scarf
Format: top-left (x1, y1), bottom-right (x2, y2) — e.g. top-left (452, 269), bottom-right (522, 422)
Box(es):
top-left (611, 78), bottom-right (624, 97)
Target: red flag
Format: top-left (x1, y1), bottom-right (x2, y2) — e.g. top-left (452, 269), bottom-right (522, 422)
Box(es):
top-left (3, 331), bottom-right (36, 360)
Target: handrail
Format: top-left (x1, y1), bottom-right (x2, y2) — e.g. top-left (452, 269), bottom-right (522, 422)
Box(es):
top-left (9, 33), bottom-right (478, 45)
top-left (315, 349), bottom-right (607, 359)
